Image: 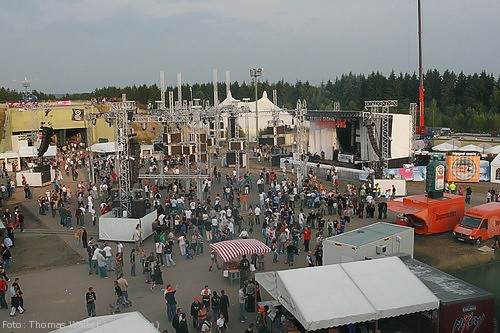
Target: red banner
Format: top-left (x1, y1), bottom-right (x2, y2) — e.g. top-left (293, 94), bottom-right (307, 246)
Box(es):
top-left (317, 118), bottom-right (347, 128)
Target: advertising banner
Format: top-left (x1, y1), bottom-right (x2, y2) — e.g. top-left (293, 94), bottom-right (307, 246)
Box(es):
top-left (479, 165), bottom-right (490, 182)
top-left (446, 152), bottom-right (480, 183)
top-left (412, 166), bottom-right (427, 181)
top-left (398, 167), bottom-right (414, 180)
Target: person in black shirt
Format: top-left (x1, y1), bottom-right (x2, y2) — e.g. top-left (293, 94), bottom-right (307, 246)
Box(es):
top-left (239, 255), bottom-right (250, 282)
top-left (220, 290), bottom-right (230, 323)
top-left (190, 297), bottom-right (202, 328)
top-left (85, 287), bottom-right (96, 317)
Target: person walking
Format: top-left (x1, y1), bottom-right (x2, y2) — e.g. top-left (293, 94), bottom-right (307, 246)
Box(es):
top-left (0, 275), bottom-right (8, 309)
top-left (130, 249), bottom-right (136, 276)
top-left (117, 273), bottom-right (131, 306)
top-left (178, 313), bottom-right (189, 333)
top-left (238, 284), bottom-right (247, 323)
top-left (220, 290), bottom-right (230, 324)
top-left (164, 284), bottom-right (179, 322)
top-left (97, 250), bottom-right (108, 278)
top-left (211, 291), bottom-right (221, 323)
top-left (85, 287), bottom-right (96, 317)
top-left (190, 297), bottom-right (203, 328)
top-left (9, 279), bottom-right (24, 317)
top-left (216, 313), bottom-right (226, 333)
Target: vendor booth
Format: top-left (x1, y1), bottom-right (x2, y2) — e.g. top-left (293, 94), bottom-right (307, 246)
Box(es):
top-left (255, 256), bottom-right (439, 332)
top-left (0, 151), bottom-right (20, 172)
top-left (210, 239), bottom-right (271, 262)
top-left (210, 239), bottom-right (271, 285)
top-left (402, 257), bottom-right (495, 333)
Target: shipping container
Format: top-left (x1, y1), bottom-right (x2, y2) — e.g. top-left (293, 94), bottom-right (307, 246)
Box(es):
top-left (323, 222), bottom-right (414, 265)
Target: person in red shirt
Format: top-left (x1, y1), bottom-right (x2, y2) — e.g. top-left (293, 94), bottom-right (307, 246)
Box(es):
top-left (302, 227), bottom-right (311, 251)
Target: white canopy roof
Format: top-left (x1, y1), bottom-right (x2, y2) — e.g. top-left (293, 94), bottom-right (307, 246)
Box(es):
top-left (19, 145), bottom-right (57, 157)
top-left (432, 142), bottom-right (459, 152)
top-left (486, 145), bottom-right (500, 155)
top-left (51, 312), bottom-right (159, 333)
top-left (90, 142), bottom-right (122, 154)
top-left (458, 144), bottom-right (482, 152)
top-left (0, 150), bottom-right (20, 158)
top-left (255, 257), bottom-right (439, 331)
top-left (220, 90), bottom-right (282, 112)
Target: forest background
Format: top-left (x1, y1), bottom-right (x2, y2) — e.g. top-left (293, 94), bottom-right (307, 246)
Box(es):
top-left (1, 70), bottom-right (499, 133)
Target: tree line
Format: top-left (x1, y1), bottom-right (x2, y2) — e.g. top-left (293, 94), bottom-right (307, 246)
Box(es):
top-left (1, 70), bottom-right (499, 133)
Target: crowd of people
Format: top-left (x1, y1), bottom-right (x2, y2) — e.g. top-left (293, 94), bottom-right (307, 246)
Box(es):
top-left (4, 142), bottom-right (499, 333)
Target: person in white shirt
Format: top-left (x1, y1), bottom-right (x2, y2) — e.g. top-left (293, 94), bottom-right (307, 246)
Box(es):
top-left (155, 241), bottom-right (165, 265)
top-left (116, 242), bottom-right (124, 256)
top-left (239, 228), bottom-right (249, 239)
top-left (254, 206), bottom-right (261, 225)
top-left (216, 313), bottom-right (225, 333)
top-left (102, 243), bottom-right (114, 271)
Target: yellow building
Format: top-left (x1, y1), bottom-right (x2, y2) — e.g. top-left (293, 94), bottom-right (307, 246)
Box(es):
top-left (1, 102), bottom-right (115, 152)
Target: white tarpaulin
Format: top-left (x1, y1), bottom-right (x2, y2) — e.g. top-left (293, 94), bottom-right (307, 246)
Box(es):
top-left (51, 311), bottom-right (159, 333)
top-left (255, 257), bottom-right (439, 331)
top-left (432, 142), bottom-right (459, 152)
top-left (19, 145), bottom-right (57, 157)
top-left (486, 145), bottom-right (500, 155)
top-left (99, 209), bottom-right (155, 242)
top-left (90, 142), bottom-right (122, 154)
top-left (458, 144), bottom-right (482, 152)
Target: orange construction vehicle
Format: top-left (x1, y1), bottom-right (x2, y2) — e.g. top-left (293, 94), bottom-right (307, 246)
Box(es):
top-left (388, 193), bottom-right (465, 235)
top-left (453, 202), bottom-right (500, 245)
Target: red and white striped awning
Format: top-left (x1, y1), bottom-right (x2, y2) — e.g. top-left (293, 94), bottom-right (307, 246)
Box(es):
top-left (209, 239), bottom-right (272, 263)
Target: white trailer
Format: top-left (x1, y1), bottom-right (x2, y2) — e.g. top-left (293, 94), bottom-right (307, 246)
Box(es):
top-left (323, 222), bottom-right (414, 265)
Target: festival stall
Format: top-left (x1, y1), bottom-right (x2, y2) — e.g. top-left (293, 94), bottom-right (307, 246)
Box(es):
top-left (255, 257), bottom-right (439, 332)
top-left (210, 239), bottom-right (271, 284)
top-left (210, 239), bottom-right (272, 262)
top-left (0, 151), bottom-right (20, 171)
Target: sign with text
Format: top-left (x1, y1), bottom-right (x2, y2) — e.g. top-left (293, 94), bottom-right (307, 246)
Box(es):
top-left (446, 152), bottom-right (480, 183)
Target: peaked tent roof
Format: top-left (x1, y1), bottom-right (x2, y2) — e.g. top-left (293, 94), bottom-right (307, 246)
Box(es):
top-left (51, 312), bottom-right (160, 333)
top-left (219, 90), bottom-right (282, 112)
top-left (491, 154), bottom-right (500, 167)
top-left (486, 145), bottom-right (500, 155)
top-left (458, 144), bottom-right (482, 152)
top-left (255, 257), bottom-right (439, 331)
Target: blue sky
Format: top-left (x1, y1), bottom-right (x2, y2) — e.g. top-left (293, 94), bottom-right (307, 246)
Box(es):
top-left (1, 0), bottom-right (499, 93)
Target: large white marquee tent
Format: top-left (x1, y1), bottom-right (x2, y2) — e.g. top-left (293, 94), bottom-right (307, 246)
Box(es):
top-left (255, 257), bottom-right (439, 331)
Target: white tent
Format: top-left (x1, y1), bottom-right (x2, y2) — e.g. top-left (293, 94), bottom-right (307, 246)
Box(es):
top-left (433, 142), bottom-right (459, 152)
top-left (220, 90), bottom-right (293, 141)
top-left (51, 312), bottom-right (159, 333)
top-left (90, 142), bottom-right (122, 154)
top-left (255, 257), bottom-right (439, 331)
top-left (0, 151), bottom-right (20, 159)
top-left (491, 154), bottom-right (500, 184)
top-left (19, 145), bottom-right (57, 157)
top-left (486, 145), bottom-right (500, 155)
top-left (458, 144), bottom-right (482, 152)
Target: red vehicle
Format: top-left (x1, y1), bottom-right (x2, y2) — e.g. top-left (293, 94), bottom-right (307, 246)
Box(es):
top-left (453, 202), bottom-right (500, 245)
top-left (388, 193), bottom-right (465, 235)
